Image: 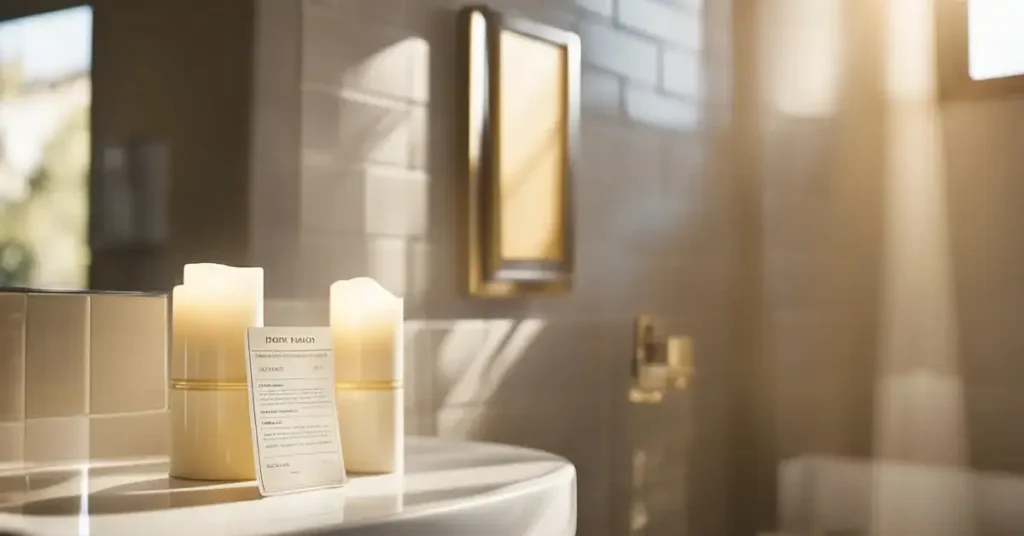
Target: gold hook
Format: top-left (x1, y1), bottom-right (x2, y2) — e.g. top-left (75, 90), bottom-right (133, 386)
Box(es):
top-left (629, 315), bottom-right (694, 404)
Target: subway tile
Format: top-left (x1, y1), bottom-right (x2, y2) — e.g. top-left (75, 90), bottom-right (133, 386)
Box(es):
top-left (342, 35), bottom-right (427, 103)
top-left (254, 230), bottom-right (306, 299)
top-left (404, 240), bottom-right (432, 311)
top-left (335, 0), bottom-right (409, 30)
top-left (408, 105), bottom-right (429, 171)
top-left (301, 88), bottom-right (340, 154)
top-left (0, 421), bottom-right (23, 471)
top-left (575, 0), bottom-right (612, 16)
top-left (252, 0), bottom-right (301, 235)
top-left (296, 235), bottom-right (372, 298)
top-left (581, 68), bottom-right (621, 115)
top-left (89, 294), bottom-right (167, 415)
top-left (303, 2), bottom-right (422, 94)
top-left (409, 40), bottom-right (430, 104)
top-left (404, 320), bottom-right (438, 413)
top-left (617, 0), bottom-right (703, 50)
top-left (662, 47), bottom-right (703, 99)
top-left (0, 294), bottom-right (25, 423)
top-left (368, 237), bottom-right (410, 300)
top-left (578, 21), bottom-right (658, 84)
top-left (24, 295), bottom-right (89, 419)
top-left (283, 2), bottom-right (736, 529)
top-left (404, 410), bottom-right (436, 436)
top-left (775, 368), bottom-right (872, 459)
top-left (265, 298), bottom-right (329, 327)
top-left (430, 319), bottom-right (505, 404)
top-left (24, 416), bottom-right (89, 467)
top-left (578, 116), bottom-right (663, 189)
top-left (674, 0), bottom-right (704, 12)
top-left (662, 133), bottom-right (706, 180)
top-left (362, 167), bottom-right (429, 237)
top-left (596, 254), bottom-right (733, 316)
top-left (435, 320), bottom-right (610, 410)
top-left (303, 89), bottom-right (415, 169)
top-left (89, 411), bottom-right (169, 460)
top-left (340, 93), bottom-right (414, 168)
top-left (300, 164), bottom-right (365, 233)
top-left (602, 188), bottom-right (704, 254)
top-left (625, 86), bottom-right (701, 131)
top-left (302, 5), bottom-right (348, 88)
top-left (296, 235), bottom-right (429, 309)
top-left (504, 2), bottom-right (580, 32)
top-left (966, 384), bottom-right (1024, 473)
top-left (303, 0), bottom-right (337, 13)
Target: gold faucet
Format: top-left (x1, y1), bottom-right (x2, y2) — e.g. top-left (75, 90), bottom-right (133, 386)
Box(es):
top-left (629, 315), bottom-right (694, 404)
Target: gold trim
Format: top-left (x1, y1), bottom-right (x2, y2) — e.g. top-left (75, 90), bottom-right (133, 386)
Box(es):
top-left (462, 6), bottom-right (579, 298)
top-left (335, 379), bottom-right (403, 391)
top-left (169, 379), bottom-right (404, 391)
top-left (170, 379), bottom-right (248, 391)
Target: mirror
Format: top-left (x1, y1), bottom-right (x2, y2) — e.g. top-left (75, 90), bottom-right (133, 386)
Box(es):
top-left (461, 5), bottom-right (580, 298)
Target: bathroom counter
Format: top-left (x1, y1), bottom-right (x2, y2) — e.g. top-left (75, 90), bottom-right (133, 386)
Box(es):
top-left (0, 437), bottom-right (577, 536)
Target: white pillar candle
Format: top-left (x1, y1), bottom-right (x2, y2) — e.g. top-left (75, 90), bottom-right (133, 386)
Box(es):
top-left (170, 263), bottom-right (263, 481)
top-left (330, 277), bottom-right (404, 474)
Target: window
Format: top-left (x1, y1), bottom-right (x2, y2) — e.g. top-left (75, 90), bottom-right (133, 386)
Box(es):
top-left (968, 0), bottom-right (1024, 80)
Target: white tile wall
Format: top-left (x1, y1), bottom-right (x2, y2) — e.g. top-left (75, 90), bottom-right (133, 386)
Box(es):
top-left (581, 69), bottom-right (623, 115)
top-left (255, 0), bottom-right (733, 534)
top-left (625, 85), bottom-right (702, 131)
top-left (617, 0), bottom-right (702, 50)
top-left (662, 48), bottom-right (703, 99)
top-left (578, 21), bottom-right (660, 84)
top-left (576, 0), bottom-right (613, 17)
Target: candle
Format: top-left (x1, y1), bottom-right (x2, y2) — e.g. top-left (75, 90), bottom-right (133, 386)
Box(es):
top-left (330, 277), bottom-right (404, 474)
top-left (170, 263), bottom-right (263, 481)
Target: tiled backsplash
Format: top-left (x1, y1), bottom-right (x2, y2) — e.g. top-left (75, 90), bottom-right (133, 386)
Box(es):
top-left (0, 292), bottom-right (168, 469)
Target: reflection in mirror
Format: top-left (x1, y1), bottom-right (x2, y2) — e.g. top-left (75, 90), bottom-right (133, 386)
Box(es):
top-left (498, 30), bottom-right (566, 263)
top-left (0, 6), bottom-right (92, 290)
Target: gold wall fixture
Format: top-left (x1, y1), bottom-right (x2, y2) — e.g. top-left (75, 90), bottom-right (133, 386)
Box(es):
top-left (630, 315), bottom-right (694, 404)
top-left (461, 5), bottom-right (580, 297)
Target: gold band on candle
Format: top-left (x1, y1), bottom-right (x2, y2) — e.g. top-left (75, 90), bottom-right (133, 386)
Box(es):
top-left (170, 379), bottom-right (404, 391)
top-left (170, 379), bottom-right (248, 391)
top-left (335, 379), bottom-right (403, 391)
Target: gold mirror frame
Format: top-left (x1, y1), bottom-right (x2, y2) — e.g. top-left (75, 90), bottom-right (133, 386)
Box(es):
top-left (461, 5), bottom-right (581, 298)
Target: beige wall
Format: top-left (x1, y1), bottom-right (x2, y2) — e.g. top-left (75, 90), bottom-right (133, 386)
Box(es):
top-left (755, 0), bottom-right (886, 465)
top-left (754, 1), bottom-right (1024, 533)
top-left (943, 96), bottom-right (1024, 475)
top-left (254, 1), bottom-right (744, 535)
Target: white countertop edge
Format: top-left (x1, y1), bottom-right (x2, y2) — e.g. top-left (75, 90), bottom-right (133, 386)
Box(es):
top-left (0, 439), bottom-right (578, 536)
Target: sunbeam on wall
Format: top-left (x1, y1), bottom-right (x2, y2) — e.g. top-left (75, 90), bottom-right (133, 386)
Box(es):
top-left (438, 319), bottom-right (546, 437)
top-left (299, 34), bottom-right (430, 303)
top-left (873, 0), bottom-right (972, 533)
top-left (762, 0), bottom-right (841, 118)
